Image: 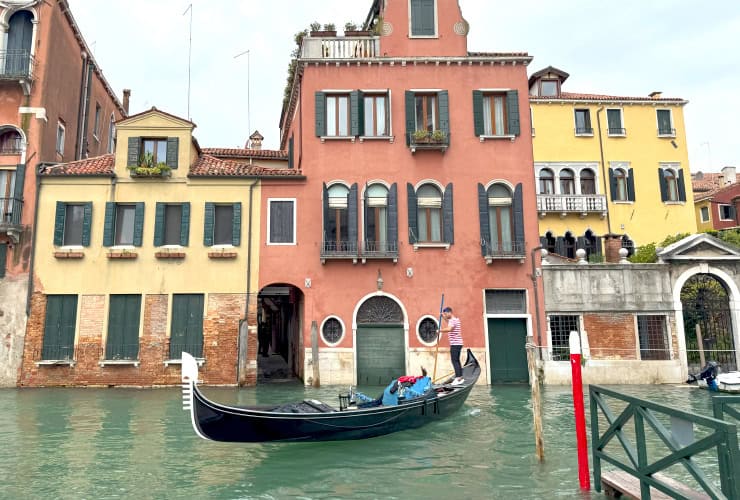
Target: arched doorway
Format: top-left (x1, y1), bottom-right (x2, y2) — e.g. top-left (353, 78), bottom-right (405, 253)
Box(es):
top-left (355, 295), bottom-right (405, 385)
top-left (257, 284), bottom-right (303, 382)
top-left (681, 274), bottom-right (737, 372)
top-left (6, 10), bottom-right (33, 76)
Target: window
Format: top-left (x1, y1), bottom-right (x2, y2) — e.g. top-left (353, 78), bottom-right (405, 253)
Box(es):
top-left (416, 184), bottom-right (442, 242)
top-left (484, 290), bottom-right (526, 314)
top-left (363, 93), bottom-right (389, 137)
top-left (418, 316), bottom-right (439, 345)
top-left (580, 169), bottom-right (596, 195)
top-left (107, 114), bottom-right (115, 154)
top-left (106, 294), bottom-right (141, 360)
top-left (719, 204), bottom-right (736, 221)
top-left (63, 204), bottom-right (84, 245)
top-left (658, 165), bottom-right (685, 203)
top-left (0, 242), bottom-right (6, 278)
top-left (410, 0), bottom-right (436, 36)
top-left (700, 206), bottom-right (710, 223)
top-left (56, 121), bottom-right (66, 155)
top-left (472, 90), bottom-right (523, 138)
top-left (549, 315), bottom-right (580, 361)
top-left (143, 138), bottom-right (167, 164)
top-left (487, 184), bottom-right (513, 254)
top-left (540, 80), bottom-right (558, 97)
top-left (415, 94), bottom-right (438, 132)
top-left (560, 169), bottom-right (575, 195)
top-left (637, 315), bottom-right (670, 360)
top-left (93, 103), bottom-right (101, 138)
top-left (214, 205), bottom-right (234, 244)
top-left (574, 109), bottom-right (592, 135)
top-left (482, 93), bottom-right (507, 136)
top-left (326, 184), bottom-right (350, 248)
top-left (0, 170), bottom-right (16, 222)
top-left (539, 168), bottom-right (555, 194)
top-left (622, 235), bottom-right (635, 257)
top-left (103, 202), bottom-right (144, 247)
top-left (657, 109), bottom-right (674, 136)
top-left (364, 184), bottom-right (391, 252)
top-left (406, 90), bottom-right (449, 147)
top-left (607, 109), bottom-right (625, 136)
top-left (41, 295), bottom-right (78, 361)
top-left (204, 202), bottom-right (241, 246)
top-left (154, 202), bottom-right (190, 246)
top-left (54, 203), bottom-right (91, 246)
top-left (614, 169), bottom-right (628, 201)
top-left (170, 294), bottom-right (204, 358)
top-left (115, 205), bottom-right (136, 245)
top-left (0, 129), bottom-right (22, 154)
top-left (268, 199), bottom-right (295, 244)
top-left (662, 169), bottom-right (678, 202)
top-left (127, 136), bottom-right (178, 169)
top-left (321, 316), bottom-right (344, 345)
top-left (609, 166), bottom-right (635, 202)
top-left (326, 94), bottom-right (350, 136)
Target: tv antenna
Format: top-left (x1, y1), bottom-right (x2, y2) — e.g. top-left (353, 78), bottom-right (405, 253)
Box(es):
top-left (234, 49), bottom-right (251, 136)
top-left (183, 4), bottom-right (193, 120)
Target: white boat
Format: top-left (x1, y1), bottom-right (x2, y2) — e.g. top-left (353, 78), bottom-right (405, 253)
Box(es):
top-left (698, 371), bottom-right (740, 393)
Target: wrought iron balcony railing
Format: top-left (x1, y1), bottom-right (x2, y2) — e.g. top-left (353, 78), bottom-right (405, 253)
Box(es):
top-left (0, 197), bottom-right (23, 227)
top-left (361, 240), bottom-right (398, 260)
top-left (536, 194), bottom-right (607, 214)
top-left (607, 127), bottom-right (626, 136)
top-left (169, 342), bottom-right (203, 359)
top-left (301, 36), bottom-right (380, 59)
top-left (658, 127), bottom-right (676, 137)
top-left (0, 50), bottom-right (34, 79)
top-left (575, 127), bottom-right (594, 135)
top-left (0, 137), bottom-right (23, 154)
top-left (321, 240), bottom-right (359, 261)
top-left (482, 239), bottom-right (526, 260)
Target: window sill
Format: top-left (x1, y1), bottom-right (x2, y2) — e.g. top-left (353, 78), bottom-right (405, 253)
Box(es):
top-left (35, 360), bottom-right (75, 367)
top-left (408, 35), bottom-right (439, 39)
top-left (607, 133), bottom-right (627, 138)
top-left (359, 136), bottom-right (394, 143)
top-left (99, 359), bottom-right (140, 367)
top-left (320, 136), bottom-right (356, 143)
top-left (54, 250), bottom-right (84, 259)
top-left (613, 200), bottom-right (635, 204)
top-left (663, 201), bottom-right (685, 206)
top-left (657, 133), bottom-right (676, 138)
top-left (485, 255), bottom-right (525, 265)
top-left (108, 251), bottom-right (138, 259)
top-left (164, 358), bottom-right (205, 367)
top-left (479, 134), bottom-right (515, 142)
top-left (155, 250), bottom-right (186, 259)
top-left (413, 242), bottom-right (450, 251)
top-left (574, 133), bottom-right (594, 138)
top-left (208, 251), bottom-right (237, 259)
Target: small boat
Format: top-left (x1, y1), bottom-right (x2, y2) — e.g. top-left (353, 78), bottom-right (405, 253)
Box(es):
top-left (698, 372), bottom-right (740, 393)
top-left (181, 349), bottom-right (481, 442)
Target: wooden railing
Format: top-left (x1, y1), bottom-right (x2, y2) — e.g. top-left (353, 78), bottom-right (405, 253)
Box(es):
top-left (301, 36), bottom-right (380, 59)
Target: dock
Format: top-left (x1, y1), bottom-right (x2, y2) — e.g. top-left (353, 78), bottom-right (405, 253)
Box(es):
top-left (602, 471), bottom-right (710, 499)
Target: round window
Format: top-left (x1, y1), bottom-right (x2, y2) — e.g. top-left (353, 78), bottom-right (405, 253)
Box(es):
top-left (418, 317), bottom-right (439, 344)
top-left (321, 317), bottom-right (343, 344)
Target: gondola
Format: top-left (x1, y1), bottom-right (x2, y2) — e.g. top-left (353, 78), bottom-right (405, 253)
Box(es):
top-left (181, 349), bottom-right (481, 442)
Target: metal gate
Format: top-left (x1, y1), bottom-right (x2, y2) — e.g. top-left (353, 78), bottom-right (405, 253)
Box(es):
top-left (681, 273), bottom-right (737, 372)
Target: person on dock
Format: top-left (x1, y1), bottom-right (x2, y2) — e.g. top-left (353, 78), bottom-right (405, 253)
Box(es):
top-left (440, 306), bottom-right (464, 385)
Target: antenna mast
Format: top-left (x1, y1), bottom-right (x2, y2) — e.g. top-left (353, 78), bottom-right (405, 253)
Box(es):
top-left (183, 4), bottom-right (193, 120)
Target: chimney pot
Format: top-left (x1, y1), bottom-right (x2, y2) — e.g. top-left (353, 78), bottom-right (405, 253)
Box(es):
top-left (122, 89), bottom-right (131, 115)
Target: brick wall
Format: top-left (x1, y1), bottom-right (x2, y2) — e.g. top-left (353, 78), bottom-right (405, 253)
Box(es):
top-left (584, 313), bottom-right (637, 359)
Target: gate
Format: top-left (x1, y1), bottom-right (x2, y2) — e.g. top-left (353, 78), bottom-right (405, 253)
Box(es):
top-left (681, 273), bottom-right (737, 372)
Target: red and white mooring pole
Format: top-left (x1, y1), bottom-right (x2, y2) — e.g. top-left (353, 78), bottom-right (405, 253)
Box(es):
top-left (570, 330), bottom-right (590, 491)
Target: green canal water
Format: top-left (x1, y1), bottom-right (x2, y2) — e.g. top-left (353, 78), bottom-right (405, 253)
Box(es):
top-left (0, 382), bottom-right (728, 499)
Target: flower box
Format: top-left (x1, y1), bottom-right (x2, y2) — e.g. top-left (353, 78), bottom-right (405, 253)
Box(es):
top-left (344, 30), bottom-right (372, 37)
top-left (54, 251), bottom-right (84, 259)
top-left (310, 30), bottom-right (337, 37)
top-left (208, 251), bottom-right (237, 259)
top-left (107, 251), bottom-right (138, 259)
top-left (155, 251), bottom-right (185, 259)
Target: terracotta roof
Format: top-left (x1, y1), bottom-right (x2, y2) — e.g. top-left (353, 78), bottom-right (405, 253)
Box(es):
top-left (467, 51), bottom-right (530, 58)
top-left (692, 172), bottom-right (740, 199)
top-left (532, 91), bottom-right (686, 103)
top-left (39, 154), bottom-right (115, 176)
top-left (528, 66), bottom-right (570, 87)
top-left (202, 148), bottom-right (288, 160)
top-left (117, 107), bottom-right (196, 127)
top-left (189, 155), bottom-right (302, 177)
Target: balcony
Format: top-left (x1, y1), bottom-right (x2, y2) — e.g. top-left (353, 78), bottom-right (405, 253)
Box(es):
top-left (482, 239), bottom-right (526, 264)
top-left (408, 131), bottom-right (449, 153)
top-left (0, 197), bottom-right (23, 243)
top-left (608, 127), bottom-right (626, 137)
top-left (658, 127), bottom-right (676, 137)
top-left (361, 240), bottom-right (398, 263)
top-left (0, 136), bottom-right (23, 155)
top-left (321, 240), bottom-right (358, 264)
top-left (301, 36), bottom-right (380, 60)
top-left (537, 194), bottom-right (607, 219)
top-left (0, 50), bottom-right (34, 80)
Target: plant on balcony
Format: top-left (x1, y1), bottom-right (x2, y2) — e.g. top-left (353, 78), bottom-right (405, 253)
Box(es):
top-left (127, 151), bottom-right (171, 177)
top-left (431, 130), bottom-right (447, 142)
top-left (344, 21), bottom-right (358, 32)
top-left (344, 21), bottom-right (372, 37)
top-left (310, 22), bottom-right (336, 37)
top-left (412, 129), bottom-right (447, 143)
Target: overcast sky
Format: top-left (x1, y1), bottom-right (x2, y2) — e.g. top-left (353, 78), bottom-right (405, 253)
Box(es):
top-left (68, 0), bottom-right (740, 172)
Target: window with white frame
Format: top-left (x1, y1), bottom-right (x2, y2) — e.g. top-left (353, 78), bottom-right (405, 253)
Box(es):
top-left (326, 94), bottom-right (350, 137)
top-left (321, 316), bottom-right (344, 345)
top-left (580, 169), bottom-right (596, 195)
top-left (108, 114), bottom-right (115, 154)
top-left (549, 314), bottom-right (580, 361)
top-left (700, 206), bottom-right (710, 223)
top-left (417, 316), bottom-right (439, 345)
top-left (365, 184), bottom-right (388, 250)
top-left (268, 199), bottom-right (296, 244)
top-left (614, 168), bottom-right (628, 201)
top-left (606, 108), bottom-right (625, 136)
top-left (662, 169), bottom-right (679, 202)
top-left (559, 168), bottom-right (575, 195)
top-left (363, 93), bottom-right (389, 137)
top-left (416, 183), bottom-right (442, 242)
top-left (487, 184), bottom-right (513, 254)
top-left (657, 109), bottom-right (674, 136)
top-left (719, 204), bottom-right (736, 221)
top-left (409, 0), bottom-right (436, 37)
top-left (482, 93), bottom-right (508, 136)
top-left (539, 168), bottom-right (555, 194)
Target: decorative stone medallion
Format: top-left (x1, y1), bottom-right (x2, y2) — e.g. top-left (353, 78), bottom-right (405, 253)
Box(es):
top-left (381, 21), bottom-right (393, 36)
top-left (453, 20), bottom-right (469, 36)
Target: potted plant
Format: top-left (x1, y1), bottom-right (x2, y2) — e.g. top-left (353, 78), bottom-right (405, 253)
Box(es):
top-left (128, 152), bottom-right (172, 177)
top-left (430, 129), bottom-right (447, 142)
top-left (310, 22), bottom-right (336, 37)
top-left (344, 21), bottom-right (372, 37)
top-left (412, 129), bottom-right (430, 143)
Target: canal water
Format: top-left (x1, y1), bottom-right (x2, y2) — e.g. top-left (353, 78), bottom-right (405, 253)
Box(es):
top-left (0, 382), bottom-right (728, 499)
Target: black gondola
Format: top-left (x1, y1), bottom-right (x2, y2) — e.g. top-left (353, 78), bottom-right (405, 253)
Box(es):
top-left (181, 349), bottom-right (481, 442)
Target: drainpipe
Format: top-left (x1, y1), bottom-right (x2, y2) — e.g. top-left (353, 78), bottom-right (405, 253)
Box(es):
top-left (74, 53), bottom-right (88, 160)
top-left (238, 180), bottom-right (258, 385)
top-left (595, 107), bottom-right (613, 235)
top-left (76, 58), bottom-right (94, 160)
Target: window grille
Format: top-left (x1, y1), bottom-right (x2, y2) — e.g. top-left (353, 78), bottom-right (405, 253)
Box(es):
top-left (549, 315), bottom-right (580, 361)
top-left (322, 317), bottom-right (343, 344)
top-left (485, 290), bottom-right (526, 314)
top-left (418, 317), bottom-right (438, 344)
top-left (637, 315), bottom-right (670, 360)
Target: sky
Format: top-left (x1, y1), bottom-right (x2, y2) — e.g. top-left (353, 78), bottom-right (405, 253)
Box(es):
top-left (68, 0), bottom-right (740, 172)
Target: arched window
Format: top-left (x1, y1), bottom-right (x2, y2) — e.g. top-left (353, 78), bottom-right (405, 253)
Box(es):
top-left (326, 184), bottom-right (350, 249)
top-left (580, 169), bottom-right (596, 195)
top-left (6, 10), bottom-right (33, 77)
top-left (564, 232), bottom-right (576, 259)
top-left (416, 184), bottom-right (442, 242)
top-left (0, 129), bottom-right (22, 154)
top-left (365, 184), bottom-right (388, 251)
top-left (622, 235), bottom-right (635, 257)
top-left (108, 114), bottom-right (116, 154)
top-left (560, 169), bottom-right (575, 195)
top-left (663, 169), bottom-right (678, 201)
top-left (487, 183), bottom-right (513, 253)
top-left (544, 231), bottom-right (556, 255)
top-left (539, 168), bottom-right (554, 194)
top-left (614, 168), bottom-right (628, 201)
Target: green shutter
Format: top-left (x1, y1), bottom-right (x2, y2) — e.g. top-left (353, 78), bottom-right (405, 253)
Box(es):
top-left (232, 202), bottom-right (242, 246)
top-left (12, 163), bottom-right (25, 200)
top-left (82, 202), bottom-right (92, 247)
top-left (288, 136), bottom-right (294, 169)
top-left (127, 137), bottom-right (140, 166)
top-left (405, 91), bottom-right (415, 145)
top-left (506, 90), bottom-right (520, 136)
top-left (411, 0), bottom-right (435, 36)
top-left (315, 92), bottom-right (326, 137)
top-left (473, 91), bottom-right (484, 137)
top-left (388, 183), bottom-right (398, 249)
top-left (103, 202), bottom-right (115, 247)
top-left (322, 183), bottom-right (329, 244)
top-left (107, 295), bottom-right (141, 360)
top-left (153, 202), bottom-right (165, 247)
top-left (180, 203), bottom-right (190, 246)
top-left (438, 90), bottom-right (449, 136)
top-left (170, 294), bottom-right (204, 358)
top-left (609, 168), bottom-right (617, 201)
top-left (356, 91), bottom-right (365, 136)
top-left (658, 169), bottom-right (668, 202)
top-left (478, 183), bottom-right (490, 256)
top-left (54, 202), bottom-right (66, 246)
top-left (350, 91), bottom-right (360, 137)
top-left (678, 169), bottom-right (687, 202)
top-left (513, 183), bottom-right (525, 250)
top-left (166, 137), bottom-right (179, 169)
top-left (348, 183), bottom-right (358, 247)
top-left (627, 168), bottom-right (636, 202)
top-left (204, 202), bottom-right (214, 246)
top-left (443, 183), bottom-right (454, 244)
top-left (407, 183), bottom-right (417, 244)
top-left (0, 243), bottom-right (6, 278)
top-left (133, 202), bottom-right (145, 247)
top-left (42, 295), bottom-right (77, 360)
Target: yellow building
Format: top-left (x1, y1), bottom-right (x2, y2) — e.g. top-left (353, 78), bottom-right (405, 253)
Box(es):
top-left (530, 67), bottom-right (697, 259)
top-left (20, 108), bottom-right (302, 387)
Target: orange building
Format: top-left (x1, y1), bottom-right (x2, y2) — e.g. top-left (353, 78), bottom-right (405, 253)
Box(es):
top-left (257, 0), bottom-right (542, 385)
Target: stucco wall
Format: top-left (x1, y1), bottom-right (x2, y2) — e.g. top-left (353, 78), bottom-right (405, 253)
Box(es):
top-left (0, 277), bottom-right (27, 386)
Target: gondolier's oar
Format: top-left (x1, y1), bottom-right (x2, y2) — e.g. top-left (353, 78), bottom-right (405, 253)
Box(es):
top-left (432, 293), bottom-right (445, 381)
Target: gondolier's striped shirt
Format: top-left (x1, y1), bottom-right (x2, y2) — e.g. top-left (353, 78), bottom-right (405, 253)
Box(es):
top-left (448, 317), bottom-right (463, 345)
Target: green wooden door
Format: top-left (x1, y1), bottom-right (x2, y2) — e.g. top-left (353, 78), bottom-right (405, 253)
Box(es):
top-left (356, 325), bottom-right (405, 385)
top-left (106, 295), bottom-right (141, 360)
top-left (488, 318), bottom-right (529, 383)
top-left (170, 294), bottom-right (204, 358)
top-left (42, 295), bottom-right (78, 360)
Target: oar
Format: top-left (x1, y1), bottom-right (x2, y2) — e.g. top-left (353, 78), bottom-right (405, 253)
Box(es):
top-left (432, 293), bottom-right (445, 381)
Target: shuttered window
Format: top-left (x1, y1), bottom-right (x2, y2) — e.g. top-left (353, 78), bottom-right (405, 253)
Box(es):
top-left (214, 205), bottom-right (233, 245)
top-left (405, 90), bottom-right (449, 145)
top-left (485, 290), bottom-right (526, 314)
top-left (410, 0), bottom-right (436, 36)
top-left (54, 202), bottom-right (92, 247)
top-left (127, 137), bottom-right (179, 168)
top-left (42, 295), bottom-right (78, 360)
top-left (268, 199), bottom-right (295, 244)
top-left (473, 91), bottom-right (520, 137)
top-left (170, 294), bottom-right (204, 358)
top-left (0, 242), bottom-right (6, 278)
top-left (106, 294), bottom-right (141, 360)
top-left (154, 203), bottom-right (189, 246)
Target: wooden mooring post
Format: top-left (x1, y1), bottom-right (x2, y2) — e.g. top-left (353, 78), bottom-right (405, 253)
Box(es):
top-left (526, 335), bottom-right (545, 461)
top-left (311, 320), bottom-right (320, 387)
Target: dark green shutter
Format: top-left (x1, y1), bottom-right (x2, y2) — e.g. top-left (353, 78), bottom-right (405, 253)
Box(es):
top-left (166, 137), bottom-right (179, 169)
top-left (322, 183), bottom-right (330, 244)
top-left (363, 184), bottom-right (369, 247)
top-left (442, 183), bottom-right (454, 244)
top-left (407, 183), bottom-right (417, 244)
top-left (42, 295), bottom-right (77, 360)
top-left (53, 201), bottom-right (66, 246)
top-left (315, 92), bottom-right (326, 137)
top-left (133, 202), bottom-right (144, 247)
top-left (107, 295), bottom-right (141, 360)
top-left (180, 202), bottom-right (190, 246)
top-left (348, 183), bottom-right (358, 248)
top-left (0, 243), bottom-right (6, 278)
top-left (513, 183), bottom-right (525, 250)
top-left (388, 183), bottom-right (398, 249)
top-left (203, 202), bottom-right (214, 246)
top-left (232, 202), bottom-right (242, 246)
top-left (127, 137), bottom-right (140, 166)
top-left (438, 90), bottom-right (450, 137)
top-left (350, 91), bottom-right (361, 137)
top-left (405, 91), bottom-right (415, 145)
top-left (356, 91), bottom-right (365, 136)
top-left (103, 202), bottom-right (115, 247)
top-left (594, 236), bottom-right (603, 256)
top-left (12, 163), bottom-right (25, 200)
top-left (678, 169), bottom-right (687, 202)
top-left (554, 237), bottom-right (565, 256)
top-left (153, 202), bottom-right (165, 247)
top-left (506, 90), bottom-right (520, 136)
top-left (658, 169), bottom-right (668, 202)
top-left (288, 136), bottom-right (294, 169)
top-left (608, 168), bottom-right (617, 201)
top-left (473, 91), bottom-right (484, 137)
top-left (478, 183), bottom-right (490, 256)
top-left (170, 294), bottom-right (204, 358)
top-left (411, 0), bottom-right (435, 36)
top-left (82, 202), bottom-right (92, 247)
top-left (627, 168), bottom-right (636, 202)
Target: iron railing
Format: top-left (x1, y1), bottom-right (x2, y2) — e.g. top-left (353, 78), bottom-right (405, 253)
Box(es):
top-left (0, 50), bottom-right (34, 79)
top-left (104, 343), bottom-right (140, 361)
top-left (482, 239), bottom-right (525, 258)
top-left (658, 127), bottom-right (676, 137)
top-left (608, 127), bottom-right (627, 136)
top-left (0, 197), bottom-right (22, 226)
top-left (361, 240), bottom-right (398, 259)
top-left (38, 344), bottom-right (76, 361)
top-left (0, 137), bottom-right (23, 154)
top-left (301, 36), bottom-right (380, 59)
top-left (590, 384), bottom-right (740, 499)
top-left (407, 131), bottom-right (450, 151)
top-left (537, 194), bottom-right (607, 213)
top-left (575, 127), bottom-right (594, 135)
top-left (321, 240), bottom-right (358, 259)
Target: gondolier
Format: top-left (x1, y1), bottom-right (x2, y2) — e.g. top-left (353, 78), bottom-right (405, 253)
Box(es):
top-left (440, 306), bottom-right (464, 386)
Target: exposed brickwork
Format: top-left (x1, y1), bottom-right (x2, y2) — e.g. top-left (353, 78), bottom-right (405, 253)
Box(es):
top-left (604, 235), bottom-right (624, 264)
top-left (201, 293), bottom-right (245, 385)
top-left (584, 313), bottom-right (637, 359)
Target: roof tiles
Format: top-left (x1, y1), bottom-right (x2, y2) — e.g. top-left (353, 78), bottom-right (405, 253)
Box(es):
top-left (39, 154), bottom-right (115, 176)
top-left (202, 148), bottom-right (288, 159)
top-left (189, 155), bottom-right (302, 177)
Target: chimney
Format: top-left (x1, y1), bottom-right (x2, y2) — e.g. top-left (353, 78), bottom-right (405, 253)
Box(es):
top-left (603, 234), bottom-right (624, 263)
top-left (248, 130), bottom-right (264, 150)
top-left (648, 91), bottom-right (662, 99)
top-left (722, 166), bottom-right (736, 186)
top-left (122, 89), bottom-right (131, 115)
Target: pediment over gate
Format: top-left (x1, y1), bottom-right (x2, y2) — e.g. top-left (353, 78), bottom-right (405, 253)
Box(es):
top-left (658, 233), bottom-right (740, 262)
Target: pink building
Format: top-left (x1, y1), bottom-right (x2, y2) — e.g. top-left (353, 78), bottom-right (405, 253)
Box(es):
top-left (257, 0), bottom-right (542, 385)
